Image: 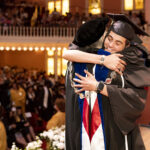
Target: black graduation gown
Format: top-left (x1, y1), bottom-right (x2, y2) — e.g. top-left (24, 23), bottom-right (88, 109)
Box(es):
top-left (36, 85), bottom-right (54, 121)
top-left (65, 45), bottom-right (98, 150)
top-left (0, 80), bottom-right (11, 110)
top-left (65, 45), bottom-right (149, 150)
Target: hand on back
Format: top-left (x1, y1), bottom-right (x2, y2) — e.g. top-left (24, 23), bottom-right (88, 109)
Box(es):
top-left (104, 54), bottom-right (126, 74)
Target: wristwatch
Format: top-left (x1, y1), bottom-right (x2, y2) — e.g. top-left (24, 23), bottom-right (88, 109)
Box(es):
top-left (99, 55), bottom-right (105, 65)
top-left (96, 81), bottom-right (104, 93)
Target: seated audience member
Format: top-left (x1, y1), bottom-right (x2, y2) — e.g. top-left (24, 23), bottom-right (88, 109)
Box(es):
top-left (46, 97), bottom-right (65, 130)
top-left (4, 107), bottom-right (27, 148)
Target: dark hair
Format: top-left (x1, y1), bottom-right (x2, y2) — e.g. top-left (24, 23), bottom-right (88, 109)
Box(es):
top-left (125, 39), bottom-right (130, 47)
top-left (55, 98), bottom-right (65, 112)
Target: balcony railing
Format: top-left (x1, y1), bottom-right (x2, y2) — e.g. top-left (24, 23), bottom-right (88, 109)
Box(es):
top-left (0, 25), bottom-right (149, 49)
top-left (0, 25), bottom-right (150, 37)
top-left (0, 26), bottom-right (77, 37)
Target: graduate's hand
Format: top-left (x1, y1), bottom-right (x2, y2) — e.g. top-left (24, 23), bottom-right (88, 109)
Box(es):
top-left (73, 70), bottom-right (98, 93)
top-left (104, 54), bottom-right (126, 75)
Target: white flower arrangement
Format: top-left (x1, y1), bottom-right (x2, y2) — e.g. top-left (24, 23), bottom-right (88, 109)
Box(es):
top-left (11, 143), bottom-right (21, 150)
top-left (39, 125), bottom-right (65, 150)
top-left (26, 137), bottom-right (43, 150)
top-left (11, 125), bottom-right (65, 150)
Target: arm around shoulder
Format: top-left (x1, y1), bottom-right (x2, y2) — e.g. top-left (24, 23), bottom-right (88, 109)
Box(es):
top-left (62, 49), bottom-right (101, 64)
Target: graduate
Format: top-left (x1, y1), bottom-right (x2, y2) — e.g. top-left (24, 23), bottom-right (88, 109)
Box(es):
top-left (63, 14), bottom-right (150, 150)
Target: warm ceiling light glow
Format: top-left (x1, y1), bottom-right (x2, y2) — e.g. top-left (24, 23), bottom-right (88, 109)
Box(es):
top-left (58, 47), bottom-right (61, 51)
top-left (23, 47), bottom-right (27, 51)
top-left (63, 47), bottom-right (67, 51)
top-left (17, 47), bottom-right (21, 51)
top-left (6, 47), bottom-right (10, 51)
top-left (35, 47), bottom-right (39, 51)
top-left (40, 47), bottom-right (45, 51)
top-left (46, 47), bottom-right (50, 51)
top-left (48, 50), bottom-right (54, 56)
top-left (29, 47), bottom-right (33, 51)
top-left (0, 47), bottom-right (4, 50)
top-left (90, 8), bottom-right (101, 14)
top-left (12, 47), bottom-right (16, 51)
top-left (52, 47), bottom-right (56, 51)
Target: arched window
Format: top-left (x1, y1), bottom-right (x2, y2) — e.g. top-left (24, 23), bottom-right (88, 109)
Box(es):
top-left (88, 0), bottom-right (101, 15)
top-left (47, 47), bottom-right (68, 76)
top-left (48, 0), bottom-right (69, 15)
top-left (124, 0), bottom-right (144, 11)
top-left (124, 0), bottom-right (133, 10)
top-left (47, 49), bottom-right (55, 75)
top-left (135, 0), bottom-right (144, 9)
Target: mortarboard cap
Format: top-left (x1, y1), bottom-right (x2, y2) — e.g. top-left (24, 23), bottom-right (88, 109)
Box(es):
top-left (73, 17), bottom-right (109, 47)
top-left (107, 13), bottom-right (150, 43)
top-left (107, 13), bottom-right (149, 36)
top-left (107, 13), bottom-right (150, 67)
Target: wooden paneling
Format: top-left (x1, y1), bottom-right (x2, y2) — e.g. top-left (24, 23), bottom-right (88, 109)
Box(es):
top-left (145, 0), bottom-right (150, 24)
top-left (103, 0), bottom-right (122, 13)
top-left (0, 51), bottom-right (46, 71)
top-left (70, 0), bottom-right (86, 14)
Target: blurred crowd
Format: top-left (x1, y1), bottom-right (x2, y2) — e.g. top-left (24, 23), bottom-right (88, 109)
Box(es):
top-left (0, 1), bottom-right (98, 27)
top-left (0, 0), bottom-right (147, 29)
top-left (0, 66), bottom-right (66, 149)
top-left (128, 10), bottom-right (147, 30)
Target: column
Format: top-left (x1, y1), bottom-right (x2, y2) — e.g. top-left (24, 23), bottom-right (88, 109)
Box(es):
top-left (145, 0), bottom-right (150, 24)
